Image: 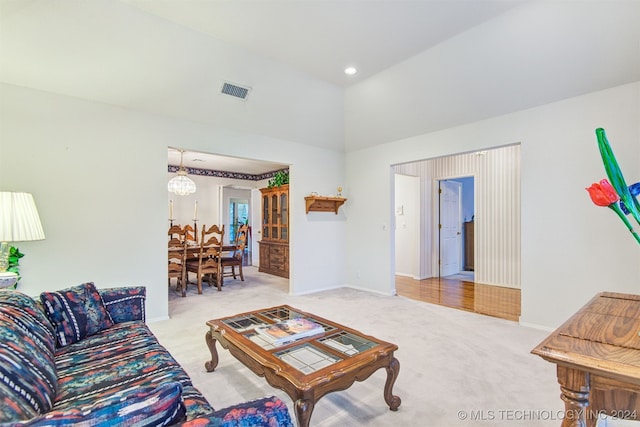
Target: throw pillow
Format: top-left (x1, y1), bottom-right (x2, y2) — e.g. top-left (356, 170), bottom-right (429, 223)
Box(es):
top-left (12, 382), bottom-right (186, 426)
top-left (0, 291), bottom-right (56, 353)
top-left (100, 286), bottom-right (146, 323)
top-left (40, 282), bottom-right (114, 347)
top-left (180, 396), bottom-right (294, 427)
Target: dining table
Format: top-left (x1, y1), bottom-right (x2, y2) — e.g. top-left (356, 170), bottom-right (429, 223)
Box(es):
top-left (168, 243), bottom-right (240, 292)
top-left (182, 243), bottom-right (237, 260)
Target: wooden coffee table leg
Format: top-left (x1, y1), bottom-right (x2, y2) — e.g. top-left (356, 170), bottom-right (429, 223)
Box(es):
top-left (384, 357), bottom-right (401, 411)
top-left (294, 398), bottom-right (315, 427)
top-left (204, 330), bottom-right (219, 372)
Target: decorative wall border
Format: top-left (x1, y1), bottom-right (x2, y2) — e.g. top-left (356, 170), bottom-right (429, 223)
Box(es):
top-left (168, 165), bottom-right (288, 181)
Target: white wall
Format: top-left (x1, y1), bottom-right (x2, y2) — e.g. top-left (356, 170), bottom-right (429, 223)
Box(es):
top-left (168, 174), bottom-right (259, 230)
top-left (0, 83), bottom-right (346, 321)
top-left (346, 82), bottom-right (640, 329)
top-left (394, 174), bottom-right (420, 279)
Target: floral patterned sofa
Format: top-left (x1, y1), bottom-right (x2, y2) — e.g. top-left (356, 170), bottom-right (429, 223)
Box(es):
top-left (0, 283), bottom-right (293, 426)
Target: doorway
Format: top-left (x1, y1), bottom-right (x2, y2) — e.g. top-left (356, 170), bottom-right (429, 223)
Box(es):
top-left (167, 148), bottom-right (291, 292)
top-left (391, 144), bottom-right (521, 320)
top-left (438, 180), bottom-right (462, 277)
top-left (226, 194), bottom-right (251, 265)
top-left (391, 144), bottom-right (521, 289)
top-left (229, 198), bottom-right (249, 242)
top-left (438, 176), bottom-right (474, 279)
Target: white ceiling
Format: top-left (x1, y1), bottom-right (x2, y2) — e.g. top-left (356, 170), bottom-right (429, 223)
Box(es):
top-left (1, 0), bottom-right (639, 171)
top-left (122, 0), bottom-right (522, 87)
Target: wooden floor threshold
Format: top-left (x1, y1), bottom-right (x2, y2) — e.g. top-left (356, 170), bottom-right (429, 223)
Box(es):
top-left (395, 275), bottom-right (521, 322)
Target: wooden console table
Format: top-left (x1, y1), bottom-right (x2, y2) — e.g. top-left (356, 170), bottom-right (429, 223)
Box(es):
top-left (531, 292), bottom-right (640, 427)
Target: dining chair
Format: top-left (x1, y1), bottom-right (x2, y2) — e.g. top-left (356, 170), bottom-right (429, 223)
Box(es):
top-left (183, 224), bottom-right (197, 244)
top-left (186, 224), bottom-right (225, 293)
top-left (221, 224), bottom-right (249, 284)
top-left (168, 230), bottom-right (187, 297)
top-left (168, 224), bottom-right (184, 241)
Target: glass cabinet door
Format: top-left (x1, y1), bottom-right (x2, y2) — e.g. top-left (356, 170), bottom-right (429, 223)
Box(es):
top-left (271, 194), bottom-right (278, 239)
top-left (263, 195), bottom-right (269, 238)
top-left (261, 186), bottom-right (289, 243)
top-left (280, 193), bottom-right (288, 241)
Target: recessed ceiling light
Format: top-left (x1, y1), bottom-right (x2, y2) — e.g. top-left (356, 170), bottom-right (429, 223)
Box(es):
top-left (344, 67), bottom-right (357, 76)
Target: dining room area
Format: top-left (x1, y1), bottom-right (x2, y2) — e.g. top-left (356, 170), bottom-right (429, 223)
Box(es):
top-left (168, 221), bottom-right (248, 296)
top-left (167, 148), bottom-right (290, 297)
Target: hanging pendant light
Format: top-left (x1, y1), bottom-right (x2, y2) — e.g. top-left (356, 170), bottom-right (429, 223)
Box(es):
top-left (168, 150), bottom-right (196, 195)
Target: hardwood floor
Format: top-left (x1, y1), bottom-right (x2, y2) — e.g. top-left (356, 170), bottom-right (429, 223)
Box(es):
top-left (395, 275), bottom-right (521, 321)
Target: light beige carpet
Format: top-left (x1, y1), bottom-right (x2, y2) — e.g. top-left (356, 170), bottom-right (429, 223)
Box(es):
top-left (149, 267), bottom-right (625, 427)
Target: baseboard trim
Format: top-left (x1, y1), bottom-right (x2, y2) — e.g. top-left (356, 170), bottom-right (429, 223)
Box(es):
top-left (519, 321), bottom-right (554, 332)
top-left (146, 315), bottom-right (170, 323)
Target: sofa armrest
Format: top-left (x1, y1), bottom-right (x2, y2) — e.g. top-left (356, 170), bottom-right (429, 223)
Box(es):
top-left (180, 396), bottom-right (293, 427)
top-left (99, 286), bottom-right (146, 323)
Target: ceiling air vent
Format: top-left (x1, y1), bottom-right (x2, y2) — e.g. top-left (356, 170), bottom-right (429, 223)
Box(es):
top-left (221, 82), bottom-right (251, 100)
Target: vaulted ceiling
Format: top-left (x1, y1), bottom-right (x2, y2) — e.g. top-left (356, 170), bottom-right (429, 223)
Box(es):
top-left (1, 0), bottom-right (639, 159)
top-left (121, 0), bottom-right (523, 87)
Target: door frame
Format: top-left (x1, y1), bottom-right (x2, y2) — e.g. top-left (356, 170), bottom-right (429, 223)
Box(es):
top-left (432, 173), bottom-right (476, 278)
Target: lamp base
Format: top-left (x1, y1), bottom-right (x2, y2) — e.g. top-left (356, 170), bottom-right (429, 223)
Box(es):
top-left (0, 271), bottom-right (18, 289)
top-left (0, 241), bottom-right (10, 272)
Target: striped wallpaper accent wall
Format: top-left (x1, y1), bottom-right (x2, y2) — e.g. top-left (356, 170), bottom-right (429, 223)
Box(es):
top-left (394, 144), bottom-right (521, 288)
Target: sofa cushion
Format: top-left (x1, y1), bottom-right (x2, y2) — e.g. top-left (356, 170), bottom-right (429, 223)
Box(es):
top-left (52, 321), bottom-right (214, 419)
top-left (40, 282), bottom-right (114, 347)
top-left (0, 292), bottom-right (58, 422)
top-left (100, 286), bottom-right (146, 323)
top-left (11, 381), bottom-right (186, 426)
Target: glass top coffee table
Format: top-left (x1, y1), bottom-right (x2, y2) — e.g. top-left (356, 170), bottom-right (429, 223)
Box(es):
top-left (205, 305), bottom-right (401, 427)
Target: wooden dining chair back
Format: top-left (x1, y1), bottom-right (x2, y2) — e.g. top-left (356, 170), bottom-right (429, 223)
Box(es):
top-left (168, 229), bottom-right (187, 297)
top-left (186, 224), bottom-right (225, 293)
top-left (221, 224), bottom-right (249, 283)
top-left (168, 224), bottom-right (184, 241)
top-left (183, 224), bottom-right (197, 244)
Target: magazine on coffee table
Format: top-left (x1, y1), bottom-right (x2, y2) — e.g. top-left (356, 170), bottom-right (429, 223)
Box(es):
top-left (255, 318), bottom-right (324, 346)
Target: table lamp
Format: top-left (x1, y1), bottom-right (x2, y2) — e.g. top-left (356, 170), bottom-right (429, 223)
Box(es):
top-left (0, 192), bottom-right (45, 288)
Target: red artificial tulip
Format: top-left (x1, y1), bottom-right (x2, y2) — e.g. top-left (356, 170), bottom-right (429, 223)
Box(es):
top-left (586, 179), bottom-right (619, 207)
top-left (598, 179), bottom-right (619, 203)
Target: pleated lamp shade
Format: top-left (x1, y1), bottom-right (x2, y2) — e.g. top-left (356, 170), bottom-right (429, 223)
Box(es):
top-left (0, 192), bottom-right (45, 242)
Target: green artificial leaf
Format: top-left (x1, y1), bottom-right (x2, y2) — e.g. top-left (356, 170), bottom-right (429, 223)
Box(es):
top-left (596, 128), bottom-right (640, 225)
top-left (268, 170), bottom-right (289, 188)
top-left (7, 246), bottom-right (23, 283)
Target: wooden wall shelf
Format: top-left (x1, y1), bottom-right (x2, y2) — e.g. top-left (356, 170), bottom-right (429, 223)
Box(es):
top-left (304, 196), bottom-right (347, 214)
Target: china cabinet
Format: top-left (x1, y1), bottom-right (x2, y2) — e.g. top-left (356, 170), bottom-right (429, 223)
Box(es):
top-left (258, 185), bottom-right (289, 278)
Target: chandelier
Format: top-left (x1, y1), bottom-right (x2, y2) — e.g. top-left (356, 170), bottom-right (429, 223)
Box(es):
top-left (168, 150), bottom-right (196, 195)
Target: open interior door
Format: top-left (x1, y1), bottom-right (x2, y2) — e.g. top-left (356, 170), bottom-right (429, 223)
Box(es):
top-left (439, 180), bottom-right (462, 277)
